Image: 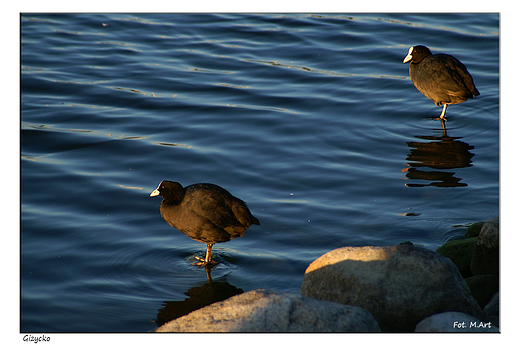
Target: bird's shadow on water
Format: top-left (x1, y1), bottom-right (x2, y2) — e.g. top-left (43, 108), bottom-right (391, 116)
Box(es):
top-left (153, 265), bottom-right (244, 328)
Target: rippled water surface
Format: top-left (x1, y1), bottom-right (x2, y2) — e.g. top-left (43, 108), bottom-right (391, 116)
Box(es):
top-left (21, 13), bottom-right (499, 332)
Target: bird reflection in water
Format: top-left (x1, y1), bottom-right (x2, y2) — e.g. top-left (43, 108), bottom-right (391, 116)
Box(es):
top-left (403, 120), bottom-right (475, 187)
top-left (154, 266), bottom-right (243, 327)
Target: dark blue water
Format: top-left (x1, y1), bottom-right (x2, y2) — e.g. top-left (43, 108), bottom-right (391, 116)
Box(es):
top-left (21, 13), bottom-right (499, 332)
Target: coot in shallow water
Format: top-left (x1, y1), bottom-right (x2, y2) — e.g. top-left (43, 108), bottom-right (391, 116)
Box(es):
top-left (403, 45), bottom-right (479, 120)
top-left (150, 180), bottom-right (260, 266)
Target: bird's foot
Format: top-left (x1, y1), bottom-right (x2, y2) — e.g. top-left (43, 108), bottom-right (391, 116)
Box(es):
top-left (192, 256), bottom-right (217, 267)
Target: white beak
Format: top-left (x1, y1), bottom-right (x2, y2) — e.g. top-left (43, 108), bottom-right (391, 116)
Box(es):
top-left (403, 46), bottom-right (413, 63)
top-left (150, 188), bottom-right (160, 197)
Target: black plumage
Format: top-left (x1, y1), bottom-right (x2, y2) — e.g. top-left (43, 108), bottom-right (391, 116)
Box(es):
top-left (150, 180), bottom-right (260, 266)
top-left (403, 45), bottom-right (479, 119)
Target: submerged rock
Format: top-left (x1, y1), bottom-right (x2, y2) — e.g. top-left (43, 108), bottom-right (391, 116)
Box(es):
top-left (155, 289), bottom-right (381, 332)
top-left (300, 244), bottom-right (484, 332)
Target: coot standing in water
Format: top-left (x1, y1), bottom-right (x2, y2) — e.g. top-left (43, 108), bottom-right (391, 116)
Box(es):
top-left (403, 45), bottom-right (479, 120)
top-left (150, 180), bottom-right (260, 266)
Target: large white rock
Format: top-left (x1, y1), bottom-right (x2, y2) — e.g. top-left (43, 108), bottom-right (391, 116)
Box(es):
top-left (156, 289), bottom-right (381, 332)
top-left (300, 244), bottom-right (485, 332)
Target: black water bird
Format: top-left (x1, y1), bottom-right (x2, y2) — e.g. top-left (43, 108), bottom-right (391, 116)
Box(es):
top-left (403, 45), bottom-right (479, 120)
top-left (150, 180), bottom-right (260, 266)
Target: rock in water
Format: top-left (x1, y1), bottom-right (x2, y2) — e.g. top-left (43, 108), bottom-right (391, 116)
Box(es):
top-left (300, 244), bottom-right (484, 332)
top-left (156, 289), bottom-right (381, 332)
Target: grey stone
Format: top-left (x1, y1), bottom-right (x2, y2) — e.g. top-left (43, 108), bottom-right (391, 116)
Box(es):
top-left (483, 292), bottom-right (499, 327)
top-left (471, 217), bottom-right (499, 276)
top-left (415, 311), bottom-right (499, 332)
top-left (300, 244), bottom-right (485, 332)
top-left (155, 289), bottom-right (381, 332)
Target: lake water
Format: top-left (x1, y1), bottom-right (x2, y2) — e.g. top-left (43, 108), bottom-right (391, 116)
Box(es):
top-left (20, 13), bottom-right (499, 332)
